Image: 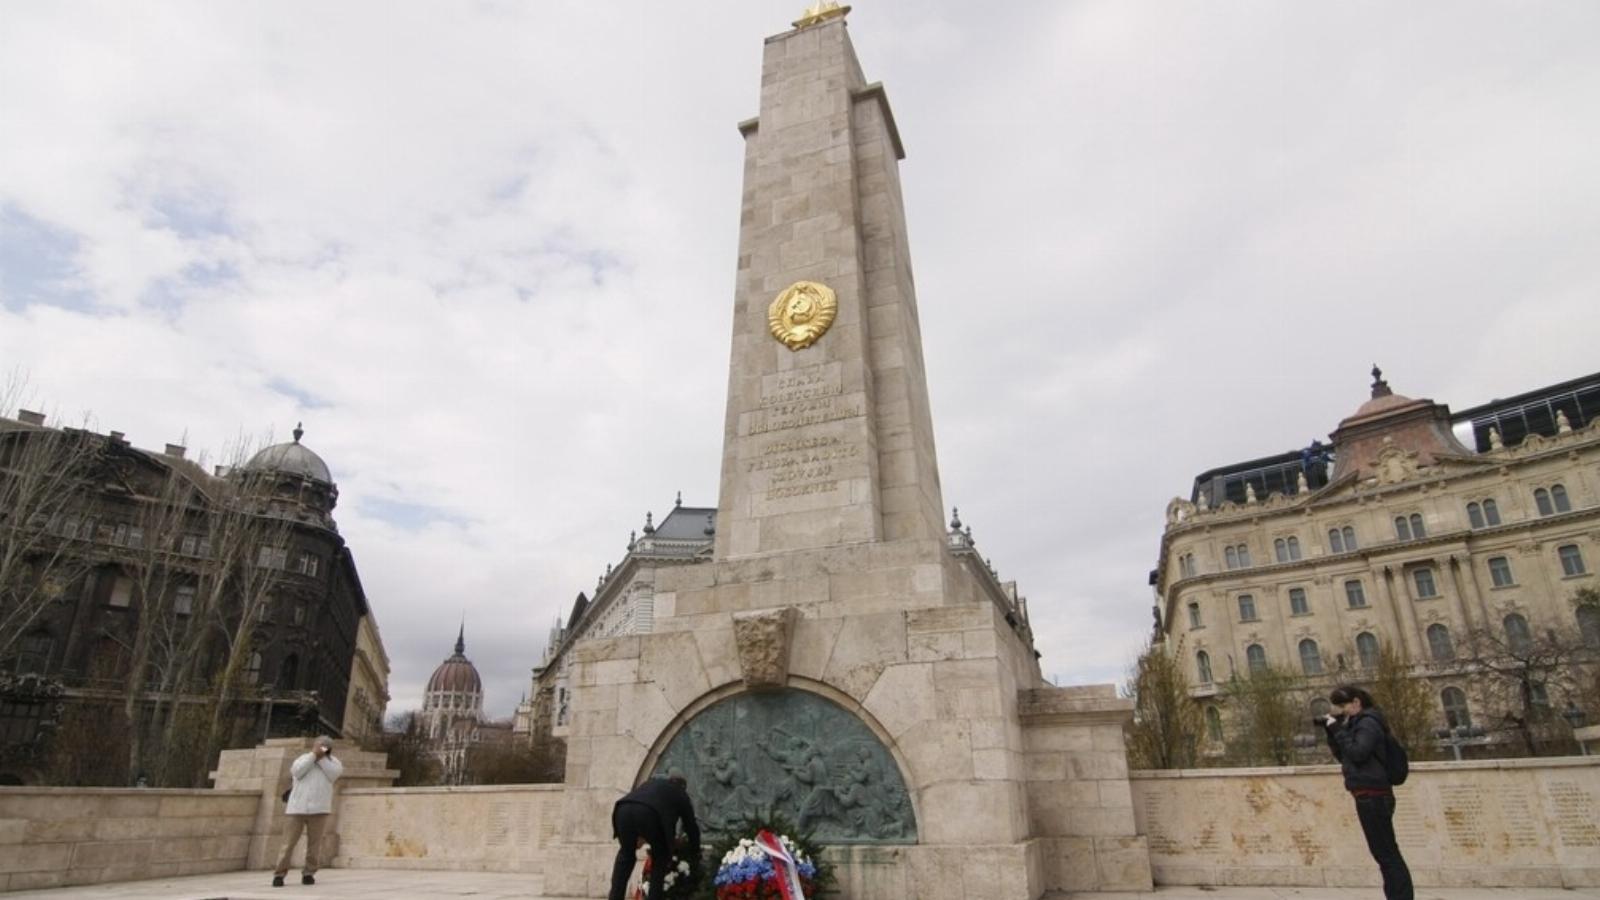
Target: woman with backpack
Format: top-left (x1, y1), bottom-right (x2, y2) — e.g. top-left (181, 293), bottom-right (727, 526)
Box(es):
top-left (1323, 685), bottom-right (1413, 900)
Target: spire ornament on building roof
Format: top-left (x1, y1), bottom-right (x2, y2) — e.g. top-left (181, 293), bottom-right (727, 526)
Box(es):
top-left (293, 422), bottom-right (305, 443)
top-left (949, 507), bottom-right (962, 531)
top-left (643, 511), bottom-right (655, 535)
top-left (1370, 365), bottom-right (1392, 399)
top-left (454, 621), bottom-right (465, 656)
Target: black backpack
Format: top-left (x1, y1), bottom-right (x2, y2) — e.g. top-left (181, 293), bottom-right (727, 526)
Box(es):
top-left (1382, 731), bottom-right (1410, 786)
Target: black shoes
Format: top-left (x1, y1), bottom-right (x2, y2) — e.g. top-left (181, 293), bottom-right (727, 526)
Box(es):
top-left (272, 876), bottom-right (285, 887)
top-left (302, 874), bottom-right (316, 885)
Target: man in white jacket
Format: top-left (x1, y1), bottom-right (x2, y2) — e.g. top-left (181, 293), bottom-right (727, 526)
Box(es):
top-left (273, 735), bottom-right (344, 887)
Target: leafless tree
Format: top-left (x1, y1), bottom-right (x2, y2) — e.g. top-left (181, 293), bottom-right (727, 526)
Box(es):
top-left (1367, 640), bottom-right (1438, 760)
top-left (1221, 664), bottom-right (1302, 766)
top-left (1124, 638), bottom-right (1203, 769)
top-left (0, 383), bottom-right (103, 659)
top-left (1463, 615), bottom-right (1594, 757)
top-left (379, 711), bottom-right (442, 787)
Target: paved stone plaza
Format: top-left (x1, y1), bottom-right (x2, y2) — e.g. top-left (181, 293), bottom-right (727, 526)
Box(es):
top-left (3, 869), bottom-right (1597, 900)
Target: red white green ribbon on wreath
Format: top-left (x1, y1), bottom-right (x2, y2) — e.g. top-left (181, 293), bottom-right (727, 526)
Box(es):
top-left (753, 829), bottom-right (805, 900)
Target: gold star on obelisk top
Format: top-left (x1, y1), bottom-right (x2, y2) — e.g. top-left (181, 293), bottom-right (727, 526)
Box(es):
top-left (793, 1), bottom-right (851, 28)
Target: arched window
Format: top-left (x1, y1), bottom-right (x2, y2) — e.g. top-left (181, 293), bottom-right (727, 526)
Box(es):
top-left (1236, 544), bottom-right (1251, 567)
top-left (1467, 502), bottom-right (1484, 529)
top-left (1394, 516), bottom-right (1411, 541)
top-left (1196, 651), bottom-right (1213, 685)
top-left (1205, 706), bottom-right (1224, 743)
top-left (1356, 632), bottom-right (1380, 669)
top-left (1345, 580), bottom-right (1368, 609)
top-left (1441, 687), bottom-right (1471, 729)
top-left (1287, 537), bottom-right (1301, 560)
top-left (246, 652), bottom-right (263, 685)
top-left (1409, 513), bottom-right (1425, 538)
top-left (1341, 526), bottom-right (1357, 550)
top-left (1482, 499), bottom-right (1500, 526)
top-left (1329, 528), bottom-right (1344, 554)
top-left (1288, 587), bottom-right (1309, 616)
top-left (1535, 488), bottom-right (1553, 517)
top-left (1427, 624), bottom-right (1455, 661)
top-left (1552, 484), bottom-right (1571, 513)
top-left (1579, 605), bottom-right (1600, 649)
top-left (1274, 538), bottom-right (1287, 562)
top-left (1299, 639), bottom-right (1324, 675)
top-left (1246, 644), bottom-right (1267, 675)
top-left (1237, 594), bottom-right (1257, 622)
top-left (1503, 614), bottom-right (1532, 655)
top-left (1225, 546), bottom-right (1238, 569)
top-left (279, 654), bottom-right (299, 690)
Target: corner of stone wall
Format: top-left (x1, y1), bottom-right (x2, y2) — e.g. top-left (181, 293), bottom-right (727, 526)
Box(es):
top-left (1018, 684), bottom-right (1154, 893)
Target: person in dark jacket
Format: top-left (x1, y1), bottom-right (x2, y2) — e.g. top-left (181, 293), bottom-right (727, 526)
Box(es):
top-left (609, 774), bottom-right (701, 900)
top-left (1323, 685), bottom-right (1413, 900)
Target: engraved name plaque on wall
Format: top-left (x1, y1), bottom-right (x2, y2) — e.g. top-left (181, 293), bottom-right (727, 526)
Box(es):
top-left (651, 689), bottom-right (916, 843)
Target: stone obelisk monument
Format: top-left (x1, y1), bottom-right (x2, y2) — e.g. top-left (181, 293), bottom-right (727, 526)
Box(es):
top-left (545, 7), bottom-right (1151, 898)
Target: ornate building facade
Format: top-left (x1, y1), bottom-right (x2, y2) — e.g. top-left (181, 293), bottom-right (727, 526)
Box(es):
top-left (516, 498), bottom-right (715, 760)
top-left (0, 411), bottom-right (386, 784)
top-left (344, 612), bottom-right (391, 744)
top-left (1153, 370), bottom-right (1600, 754)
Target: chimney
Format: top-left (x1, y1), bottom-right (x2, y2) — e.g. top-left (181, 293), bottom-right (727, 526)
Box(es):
top-left (109, 431), bottom-right (125, 443)
top-left (165, 443), bottom-right (187, 459)
top-left (17, 409), bottom-right (45, 426)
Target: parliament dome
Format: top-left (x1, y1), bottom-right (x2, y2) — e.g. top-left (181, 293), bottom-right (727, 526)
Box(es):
top-left (426, 627), bottom-right (482, 695)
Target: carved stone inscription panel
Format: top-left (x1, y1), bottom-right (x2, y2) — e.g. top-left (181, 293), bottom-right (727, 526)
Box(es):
top-left (651, 689), bottom-right (916, 844)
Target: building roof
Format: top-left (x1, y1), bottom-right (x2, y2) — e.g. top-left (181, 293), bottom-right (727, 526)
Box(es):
top-left (652, 504), bottom-right (717, 540)
top-left (243, 423), bottom-right (333, 484)
top-left (426, 625), bottom-right (483, 695)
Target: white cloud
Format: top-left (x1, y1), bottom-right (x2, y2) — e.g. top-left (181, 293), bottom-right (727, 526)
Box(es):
top-left (2, 0), bottom-right (1597, 714)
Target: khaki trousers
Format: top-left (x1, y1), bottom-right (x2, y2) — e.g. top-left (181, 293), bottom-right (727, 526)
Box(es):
top-left (274, 813), bottom-right (329, 877)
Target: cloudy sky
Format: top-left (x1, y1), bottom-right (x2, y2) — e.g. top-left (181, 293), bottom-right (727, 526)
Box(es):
top-left (3, 2), bottom-right (1597, 717)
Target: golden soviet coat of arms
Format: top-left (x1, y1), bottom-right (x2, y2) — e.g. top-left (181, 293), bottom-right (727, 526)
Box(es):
top-left (768, 281), bottom-right (838, 350)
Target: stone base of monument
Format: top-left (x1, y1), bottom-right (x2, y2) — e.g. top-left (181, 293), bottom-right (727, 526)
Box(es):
top-left (537, 538), bottom-right (1152, 899)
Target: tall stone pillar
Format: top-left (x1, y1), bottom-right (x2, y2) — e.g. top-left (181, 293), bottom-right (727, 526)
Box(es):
top-left (715, 15), bottom-right (946, 559)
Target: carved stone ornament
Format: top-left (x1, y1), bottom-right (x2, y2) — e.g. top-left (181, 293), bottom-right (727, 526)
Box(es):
top-left (652, 688), bottom-right (916, 843)
top-left (732, 606), bottom-right (799, 690)
top-left (1373, 444), bottom-right (1421, 485)
top-left (768, 281), bottom-right (838, 351)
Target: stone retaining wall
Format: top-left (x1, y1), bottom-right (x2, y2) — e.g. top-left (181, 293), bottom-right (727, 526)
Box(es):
top-left (1130, 757), bottom-right (1600, 889)
top-left (333, 784), bottom-right (563, 874)
top-left (0, 787), bottom-right (257, 892)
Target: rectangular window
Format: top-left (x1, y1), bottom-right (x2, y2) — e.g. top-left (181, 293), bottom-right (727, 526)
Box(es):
top-left (1560, 544), bottom-right (1588, 577)
top-left (1488, 556), bottom-right (1515, 588)
top-left (1238, 594), bottom-right (1257, 622)
top-left (1328, 528), bottom-right (1344, 554)
top-left (1188, 602), bottom-right (1202, 629)
top-left (174, 585), bottom-right (195, 615)
top-left (1289, 587), bottom-right (1309, 616)
top-left (1413, 568), bottom-right (1439, 598)
top-left (297, 553), bottom-right (319, 577)
top-left (256, 546), bottom-right (288, 570)
top-left (109, 576), bottom-right (133, 608)
top-left (1345, 580), bottom-right (1367, 608)
top-left (180, 534), bottom-right (202, 556)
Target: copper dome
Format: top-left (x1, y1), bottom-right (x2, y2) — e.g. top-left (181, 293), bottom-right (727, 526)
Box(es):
top-left (426, 626), bottom-right (482, 694)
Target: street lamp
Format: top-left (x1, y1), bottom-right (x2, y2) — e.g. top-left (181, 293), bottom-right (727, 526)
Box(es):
top-left (1562, 702), bottom-right (1589, 756)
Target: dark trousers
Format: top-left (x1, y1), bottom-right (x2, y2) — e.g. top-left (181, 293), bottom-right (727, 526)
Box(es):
top-left (1354, 794), bottom-right (1413, 900)
top-left (610, 801), bottom-right (669, 900)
